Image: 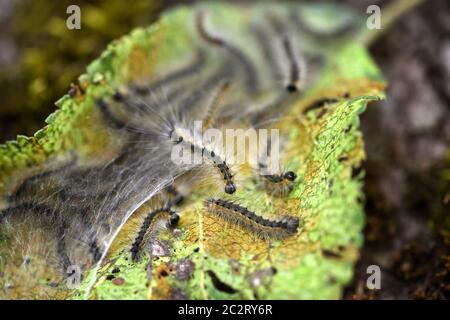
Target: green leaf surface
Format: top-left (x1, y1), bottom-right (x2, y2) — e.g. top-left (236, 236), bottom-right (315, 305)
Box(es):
top-left (0, 2), bottom-right (385, 299)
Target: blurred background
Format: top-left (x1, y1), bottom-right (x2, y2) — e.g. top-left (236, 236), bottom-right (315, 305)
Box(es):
top-left (0, 0), bottom-right (448, 299)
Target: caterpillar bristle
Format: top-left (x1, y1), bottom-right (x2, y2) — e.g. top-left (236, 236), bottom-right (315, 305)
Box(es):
top-left (266, 12), bottom-right (304, 94)
top-left (282, 36), bottom-right (300, 93)
top-left (258, 172), bottom-right (297, 197)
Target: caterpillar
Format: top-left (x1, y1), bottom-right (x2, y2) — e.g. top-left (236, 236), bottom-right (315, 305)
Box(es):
top-left (195, 11), bottom-right (260, 94)
top-left (204, 198), bottom-right (299, 240)
top-left (0, 1), bottom-right (371, 300)
top-left (130, 207), bottom-right (179, 262)
top-left (255, 133), bottom-right (298, 197)
top-left (259, 170), bottom-right (298, 198)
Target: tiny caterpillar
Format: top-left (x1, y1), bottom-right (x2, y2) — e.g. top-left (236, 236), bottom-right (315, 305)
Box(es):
top-left (204, 198), bottom-right (299, 240)
top-left (266, 12), bottom-right (304, 93)
top-left (259, 170), bottom-right (298, 198)
top-left (256, 135), bottom-right (298, 197)
top-left (130, 207), bottom-right (178, 262)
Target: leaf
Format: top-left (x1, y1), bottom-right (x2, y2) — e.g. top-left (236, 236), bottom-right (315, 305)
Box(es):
top-left (0, 2), bottom-right (385, 300)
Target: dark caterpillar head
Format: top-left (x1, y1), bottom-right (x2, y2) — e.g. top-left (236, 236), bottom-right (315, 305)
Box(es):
top-left (169, 212), bottom-right (180, 227)
top-left (282, 216), bottom-right (300, 234)
top-left (286, 84), bottom-right (298, 93)
top-left (224, 182), bottom-right (236, 194)
top-left (283, 171), bottom-right (297, 182)
top-left (112, 90), bottom-right (124, 102)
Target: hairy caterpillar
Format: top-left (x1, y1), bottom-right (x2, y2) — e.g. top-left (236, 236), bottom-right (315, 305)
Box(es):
top-left (0, 2), bottom-right (372, 300)
top-left (130, 208), bottom-right (178, 262)
top-left (204, 198), bottom-right (299, 240)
